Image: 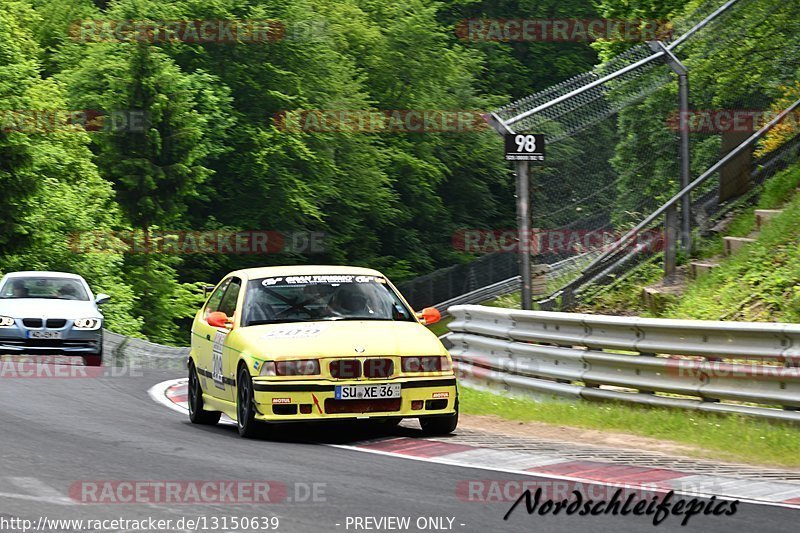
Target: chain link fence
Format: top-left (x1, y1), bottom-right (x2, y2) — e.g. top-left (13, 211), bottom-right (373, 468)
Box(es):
top-left (397, 252), bottom-right (518, 310)
top-left (422, 0), bottom-right (800, 308)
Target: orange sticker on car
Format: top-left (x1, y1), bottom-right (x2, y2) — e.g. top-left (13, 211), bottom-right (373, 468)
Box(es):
top-left (272, 398), bottom-right (291, 404)
top-left (432, 392), bottom-right (449, 399)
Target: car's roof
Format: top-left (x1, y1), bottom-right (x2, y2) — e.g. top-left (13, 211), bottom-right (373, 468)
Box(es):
top-left (230, 265), bottom-right (385, 280)
top-left (2, 271), bottom-right (85, 279)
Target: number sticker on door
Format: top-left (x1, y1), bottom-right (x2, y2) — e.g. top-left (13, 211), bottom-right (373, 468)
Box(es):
top-left (212, 330), bottom-right (227, 390)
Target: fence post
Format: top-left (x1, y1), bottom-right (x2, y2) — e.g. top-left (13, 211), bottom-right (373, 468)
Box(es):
top-left (516, 160), bottom-right (533, 310)
top-left (664, 205), bottom-right (678, 279)
top-left (651, 40), bottom-right (691, 255)
top-left (678, 72), bottom-right (692, 254)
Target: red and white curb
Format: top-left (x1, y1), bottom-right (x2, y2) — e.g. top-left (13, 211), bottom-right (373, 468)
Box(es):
top-left (149, 378), bottom-right (800, 509)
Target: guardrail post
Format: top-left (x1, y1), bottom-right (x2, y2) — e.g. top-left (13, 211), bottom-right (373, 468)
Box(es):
top-left (664, 205), bottom-right (678, 279)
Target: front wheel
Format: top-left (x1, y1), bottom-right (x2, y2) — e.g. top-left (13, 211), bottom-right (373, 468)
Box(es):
top-left (84, 349), bottom-right (103, 367)
top-left (236, 365), bottom-right (262, 438)
top-left (189, 362), bottom-right (220, 425)
top-left (419, 401), bottom-right (458, 436)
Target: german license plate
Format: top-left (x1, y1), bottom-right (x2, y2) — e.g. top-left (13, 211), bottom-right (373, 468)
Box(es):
top-left (334, 383), bottom-right (401, 400)
top-left (27, 330), bottom-right (62, 339)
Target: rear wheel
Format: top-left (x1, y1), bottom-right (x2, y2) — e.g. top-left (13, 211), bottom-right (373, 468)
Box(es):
top-left (236, 365), bottom-right (261, 438)
top-left (189, 362), bottom-right (221, 425)
top-left (419, 400), bottom-right (458, 436)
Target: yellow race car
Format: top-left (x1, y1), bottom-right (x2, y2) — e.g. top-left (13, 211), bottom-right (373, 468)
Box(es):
top-left (188, 265), bottom-right (457, 438)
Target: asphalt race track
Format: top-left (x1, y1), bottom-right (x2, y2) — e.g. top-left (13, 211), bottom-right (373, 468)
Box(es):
top-left (0, 358), bottom-right (796, 533)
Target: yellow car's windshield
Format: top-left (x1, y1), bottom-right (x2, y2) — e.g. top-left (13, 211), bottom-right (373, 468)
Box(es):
top-left (242, 274), bottom-right (415, 326)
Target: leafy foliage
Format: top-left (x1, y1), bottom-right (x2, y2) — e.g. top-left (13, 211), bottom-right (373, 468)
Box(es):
top-left (2, 0), bottom-right (789, 344)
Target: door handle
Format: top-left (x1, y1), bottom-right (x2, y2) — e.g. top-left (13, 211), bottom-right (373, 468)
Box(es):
top-left (206, 334), bottom-right (211, 340)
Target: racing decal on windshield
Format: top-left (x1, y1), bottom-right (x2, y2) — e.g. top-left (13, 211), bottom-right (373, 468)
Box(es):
top-left (261, 274), bottom-right (385, 286)
top-left (211, 330), bottom-right (227, 390)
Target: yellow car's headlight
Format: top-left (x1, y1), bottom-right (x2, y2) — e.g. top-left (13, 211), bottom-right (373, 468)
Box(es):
top-left (401, 356), bottom-right (451, 373)
top-left (0, 316), bottom-right (14, 327)
top-left (259, 360), bottom-right (320, 376)
top-left (74, 318), bottom-right (102, 330)
top-left (259, 361), bottom-right (276, 376)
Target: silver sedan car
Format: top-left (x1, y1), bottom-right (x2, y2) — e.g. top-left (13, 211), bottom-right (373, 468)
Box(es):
top-left (0, 271), bottom-right (110, 366)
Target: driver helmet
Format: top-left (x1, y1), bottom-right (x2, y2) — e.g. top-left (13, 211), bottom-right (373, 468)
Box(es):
top-left (330, 284), bottom-right (370, 315)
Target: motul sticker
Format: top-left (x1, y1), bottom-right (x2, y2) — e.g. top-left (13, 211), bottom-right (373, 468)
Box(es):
top-left (432, 392), bottom-right (450, 399)
top-left (272, 398), bottom-right (291, 404)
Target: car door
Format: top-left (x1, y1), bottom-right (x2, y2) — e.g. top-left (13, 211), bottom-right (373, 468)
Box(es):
top-left (212, 276), bottom-right (242, 403)
top-left (193, 278), bottom-right (231, 398)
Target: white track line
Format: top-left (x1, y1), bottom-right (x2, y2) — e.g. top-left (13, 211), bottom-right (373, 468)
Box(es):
top-left (0, 478), bottom-right (74, 506)
top-left (148, 379), bottom-right (800, 511)
top-left (0, 491), bottom-right (75, 505)
top-left (148, 378), bottom-right (190, 415)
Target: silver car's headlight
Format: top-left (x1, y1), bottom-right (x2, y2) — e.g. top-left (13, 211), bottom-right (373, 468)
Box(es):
top-left (74, 318), bottom-right (102, 330)
top-left (0, 316), bottom-right (14, 327)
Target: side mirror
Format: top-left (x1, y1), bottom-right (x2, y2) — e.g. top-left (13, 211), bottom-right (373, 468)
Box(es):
top-left (207, 311), bottom-right (231, 329)
top-left (95, 293), bottom-right (111, 305)
top-left (416, 307), bottom-right (441, 326)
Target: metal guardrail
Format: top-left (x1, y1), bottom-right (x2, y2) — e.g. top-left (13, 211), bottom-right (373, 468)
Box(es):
top-left (103, 330), bottom-right (189, 370)
top-left (105, 330), bottom-right (190, 358)
top-left (448, 305), bottom-right (800, 422)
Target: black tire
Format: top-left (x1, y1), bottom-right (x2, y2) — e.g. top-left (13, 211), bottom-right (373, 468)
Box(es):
top-left (236, 365), bottom-right (262, 438)
top-left (189, 361), bottom-right (221, 425)
top-left (375, 418), bottom-right (402, 428)
top-left (84, 348), bottom-right (103, 367)
top-left (365, 417), bottom-right (402, 433)
top-left (419, 401), bottom-right (458, 436)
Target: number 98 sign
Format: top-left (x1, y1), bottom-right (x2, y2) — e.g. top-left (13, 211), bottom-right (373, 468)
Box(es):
top-left (504, 133), bottom-right (545, 162)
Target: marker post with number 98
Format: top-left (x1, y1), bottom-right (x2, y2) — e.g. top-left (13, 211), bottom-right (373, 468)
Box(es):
top-left (503, 133), bottom-right (545, 310)
top-left (504, 133), bottom-right (545, 162)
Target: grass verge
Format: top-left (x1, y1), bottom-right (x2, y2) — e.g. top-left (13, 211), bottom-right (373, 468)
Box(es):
top-left (427, 316), bottom-right (453, 337)
top-left (459, 386), bottom-right (800, 467)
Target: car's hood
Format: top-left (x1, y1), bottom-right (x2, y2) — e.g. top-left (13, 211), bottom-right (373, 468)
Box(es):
top-left (232, 320), bottom-right (446, 359)
top-left (0, 298), bottom-right (101, 319)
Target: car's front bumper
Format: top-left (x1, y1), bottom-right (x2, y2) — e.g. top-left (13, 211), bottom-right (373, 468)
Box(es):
top-left (0, 324), bottom-right (102, 355)
top-left (250, 376), bottom-right (457, 422)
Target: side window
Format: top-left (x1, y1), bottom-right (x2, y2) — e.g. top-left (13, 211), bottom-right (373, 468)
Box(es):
top-left (217, 277), bottom-right (242, 318)
top-left (204, 279), bottom-right (231, 318)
